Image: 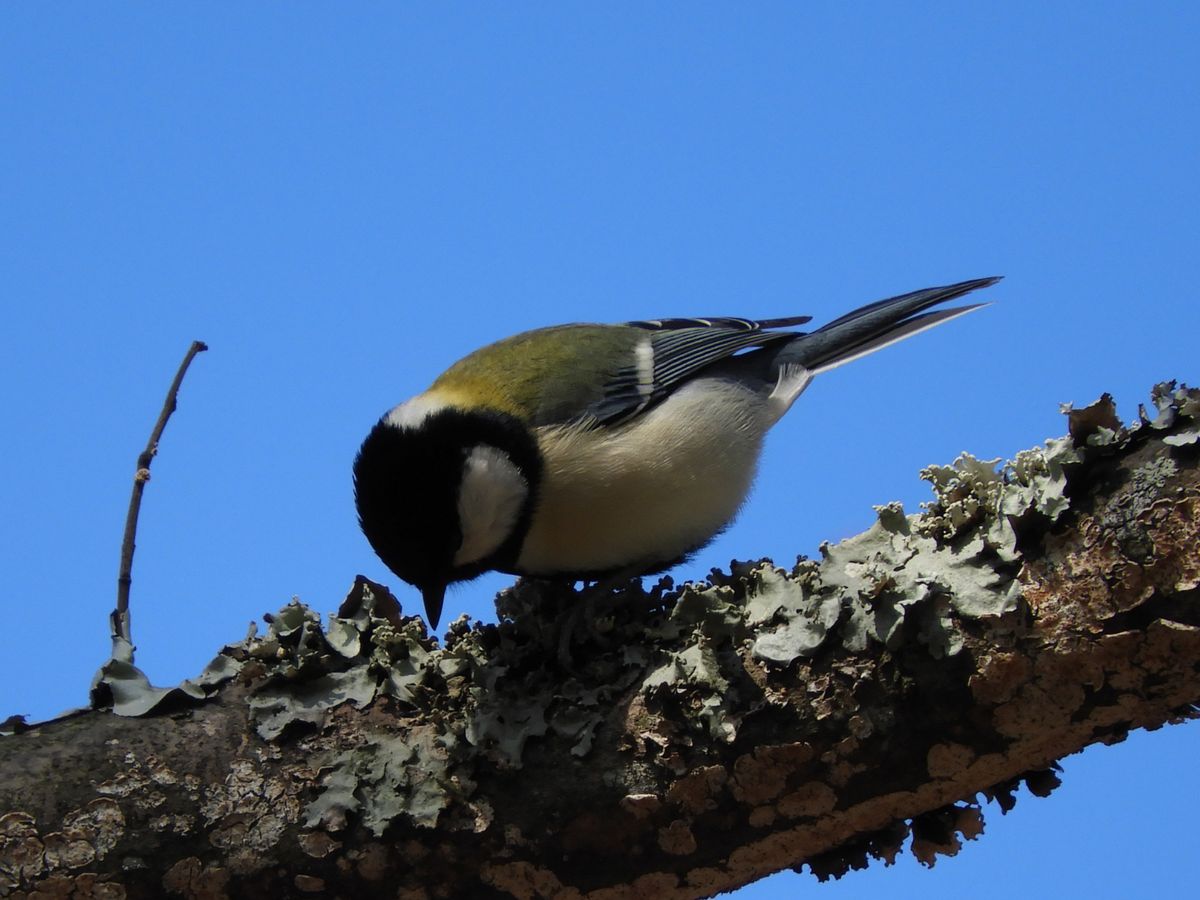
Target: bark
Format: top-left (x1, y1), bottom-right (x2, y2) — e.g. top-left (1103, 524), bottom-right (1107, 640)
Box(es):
top-left (2, 384), bottom-right (1199, 900)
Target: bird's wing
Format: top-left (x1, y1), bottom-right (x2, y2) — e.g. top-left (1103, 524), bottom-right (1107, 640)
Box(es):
top-left (578, 318), bottom-right (810, 427)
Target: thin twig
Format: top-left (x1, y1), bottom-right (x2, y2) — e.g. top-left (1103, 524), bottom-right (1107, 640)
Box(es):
top-left (114, 341), bottom-right (208, 650)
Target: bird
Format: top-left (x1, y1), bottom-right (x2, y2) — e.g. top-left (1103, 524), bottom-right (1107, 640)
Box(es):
top-left (354, 276), bottom-right (1000, 629)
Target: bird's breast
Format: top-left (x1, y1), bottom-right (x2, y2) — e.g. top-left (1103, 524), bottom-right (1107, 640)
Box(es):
top-left (514, 378), bottom-right (770, 576)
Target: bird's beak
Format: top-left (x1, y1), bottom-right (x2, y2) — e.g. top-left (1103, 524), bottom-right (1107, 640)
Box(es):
top-left (422, 583), bottom-right (447, 631)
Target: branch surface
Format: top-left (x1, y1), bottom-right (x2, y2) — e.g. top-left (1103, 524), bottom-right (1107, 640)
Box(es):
top-left (2, 384), bottom-right (1199, 900)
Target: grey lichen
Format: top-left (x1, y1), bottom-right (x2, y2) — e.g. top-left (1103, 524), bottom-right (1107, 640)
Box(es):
top-left (644, 638), bottom-right (737, 742)
top-left (918, 441), bottom-right (1077, 559)
top-left (1141, 380), bottom-right (1200, 434)
top-left (304, 728), bottom-right (455, 834)
top-left (91, 633), bottom-right (243, 718)
top-left (750, 568), bottom-right (840, 663)
top-left (467, 692), bottom-right (551, 765)
top-left (751, 498), bottom-right (1021, 664)
top-left (749, 383), bottom-right (1196, 670)
top-left (251, 667), bottom-right (380, 741)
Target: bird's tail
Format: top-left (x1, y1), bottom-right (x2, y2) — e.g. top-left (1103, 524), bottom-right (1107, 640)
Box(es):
top-left (779, 276), bottom-right (1001, 374)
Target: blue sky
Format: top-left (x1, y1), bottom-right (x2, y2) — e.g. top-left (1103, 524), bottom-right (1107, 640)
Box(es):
top-left (2, 5), bottom-right (1197, 897)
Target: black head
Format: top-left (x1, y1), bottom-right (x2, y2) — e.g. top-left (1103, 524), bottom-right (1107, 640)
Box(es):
top-left (352, 405), bottom-right (541, 628)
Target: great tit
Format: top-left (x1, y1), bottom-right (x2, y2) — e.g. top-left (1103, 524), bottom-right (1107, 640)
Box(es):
top-left (355, 277), bottom-right (999, 628)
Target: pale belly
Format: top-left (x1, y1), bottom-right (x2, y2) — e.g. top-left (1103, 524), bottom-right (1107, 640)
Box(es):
top-left (514, 379), bottom-right (769, 576)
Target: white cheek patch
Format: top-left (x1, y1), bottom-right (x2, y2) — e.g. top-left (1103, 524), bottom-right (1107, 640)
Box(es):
top-left (386, 394), bottom-right (449, 430)
top-left (454, 445), bottom-right (529, 567)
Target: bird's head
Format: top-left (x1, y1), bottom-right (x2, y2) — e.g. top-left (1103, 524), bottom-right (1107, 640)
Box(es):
top-left (352, 399), bottom-right (541, 629)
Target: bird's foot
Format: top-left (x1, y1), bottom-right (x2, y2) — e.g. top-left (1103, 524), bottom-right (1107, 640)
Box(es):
top-left (554, 572), bottom-right (646, 670)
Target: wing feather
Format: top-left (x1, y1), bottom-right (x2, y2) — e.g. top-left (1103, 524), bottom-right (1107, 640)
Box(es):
top-left (587, 322), bottom-right (802, 426)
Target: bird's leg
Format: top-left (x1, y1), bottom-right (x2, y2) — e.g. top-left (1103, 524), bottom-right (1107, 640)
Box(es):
top-left (555, 571), bottom-right (646, 669)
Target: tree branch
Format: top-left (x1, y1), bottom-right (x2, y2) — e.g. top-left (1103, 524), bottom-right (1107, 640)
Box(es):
top-left (114, 340), bottom-right (208, 652)
top-left (2, 384), bottom-right (1198, 899)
